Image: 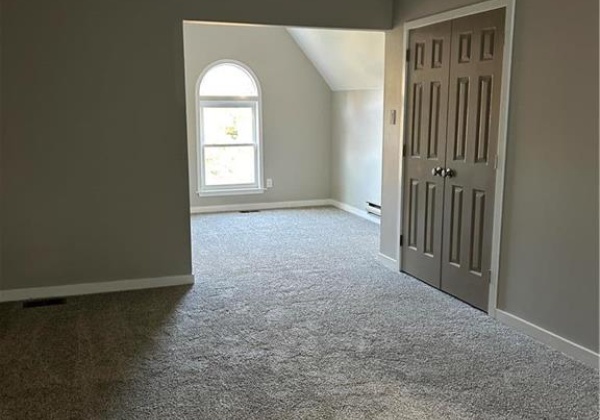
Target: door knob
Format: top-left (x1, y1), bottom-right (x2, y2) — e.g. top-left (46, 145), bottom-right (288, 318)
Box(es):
top-left (431, 166), bottom-right (443, 177)
top-left (441, 168), bottom-right (455, 178)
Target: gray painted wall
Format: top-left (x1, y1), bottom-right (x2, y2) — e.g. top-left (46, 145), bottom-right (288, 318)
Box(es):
top-left (380, 0), bottom-right (599, 351)
top-left (0, 0), bottom-right (393, 291)
top-left (184, 23), bottom-right (331, 208)
top-left (331, 90), bottom-right (384, 210)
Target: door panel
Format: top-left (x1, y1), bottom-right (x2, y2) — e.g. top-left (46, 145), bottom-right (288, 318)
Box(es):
top-left (402, 9), bottom-right (505, 312)
top-left (441, 9), bottom-right (505, 310)
top-left (401, 22), bottom-right (451, 288)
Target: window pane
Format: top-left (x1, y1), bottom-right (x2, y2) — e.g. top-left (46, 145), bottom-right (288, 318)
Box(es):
top-left (202, 107), bottom-right (254, 145)
top-left (199, 64), bottom-right (258, 97)
top-left (204, 146), bottom-right (255, 186)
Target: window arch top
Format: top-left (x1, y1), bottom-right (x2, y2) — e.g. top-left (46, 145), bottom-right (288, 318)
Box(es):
top-left (199, 62), bottom-right (259, 97)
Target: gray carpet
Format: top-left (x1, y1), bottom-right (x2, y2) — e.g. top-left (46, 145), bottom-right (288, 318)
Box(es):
top-left (0, 207), bottom-right (598, 419)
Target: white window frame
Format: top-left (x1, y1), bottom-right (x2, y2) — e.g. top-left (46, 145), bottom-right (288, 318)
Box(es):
top-left (196, 60), bottom-right (264, 197)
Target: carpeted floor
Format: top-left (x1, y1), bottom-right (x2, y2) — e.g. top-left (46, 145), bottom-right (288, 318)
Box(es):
top-left (0, 207), bottom-right (598, 419)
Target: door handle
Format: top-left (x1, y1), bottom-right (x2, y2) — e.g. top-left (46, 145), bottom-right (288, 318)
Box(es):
top-left (441, 168), bottom-right (455, 178)
top-left (431, 166), bottom-right (443, 177)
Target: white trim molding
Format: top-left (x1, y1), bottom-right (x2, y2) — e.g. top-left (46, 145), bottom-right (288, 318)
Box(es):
top-left (0, 274), bottom-right (194, 303)
top-left (329, 200), bottom-right (380, 225)
top-left (397, 0), bottom-right (516, 317)
top-left (197, 188), bottom-right (266, 197)
top-left (191, 199), bottom-right (382, 225)
top-left (191, 199), bottom-right (331, 214)
top-left (496, 309), bottom-right (600, 370)
top-left (196, 59), bottom-right (265, 196)
top-left (378, 253), bottom-right (399, 272)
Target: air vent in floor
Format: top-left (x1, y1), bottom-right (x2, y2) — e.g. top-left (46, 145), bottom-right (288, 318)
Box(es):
top-left (23, 297), bottom-right (67, 308)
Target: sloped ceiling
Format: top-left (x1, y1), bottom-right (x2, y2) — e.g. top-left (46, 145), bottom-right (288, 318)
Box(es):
top-left (286, 28), bottom-right (385, 91)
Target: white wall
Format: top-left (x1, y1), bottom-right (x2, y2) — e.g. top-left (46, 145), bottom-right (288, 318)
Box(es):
top-left (183, 22), bottom-right (332, 209)
top-left (286, 28), bottom-right (385, 91)
top-left (331, 90), bottom-right (383, 210)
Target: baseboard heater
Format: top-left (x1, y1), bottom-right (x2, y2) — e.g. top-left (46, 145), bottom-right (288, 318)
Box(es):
top-left (366, 202), bottom-right (381, 217)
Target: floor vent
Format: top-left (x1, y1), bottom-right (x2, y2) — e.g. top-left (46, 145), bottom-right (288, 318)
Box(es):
top-left (239, 210), bottom-right (260, 213)
top-left (23, 297), bottom-right (67, 309)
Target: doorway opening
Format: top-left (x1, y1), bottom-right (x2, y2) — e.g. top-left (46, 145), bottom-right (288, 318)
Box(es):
top-left (183, 21), bottom-right (385, 218)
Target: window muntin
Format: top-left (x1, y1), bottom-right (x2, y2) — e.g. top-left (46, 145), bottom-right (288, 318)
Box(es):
top-left (197, 61), bottom-right (262, 195)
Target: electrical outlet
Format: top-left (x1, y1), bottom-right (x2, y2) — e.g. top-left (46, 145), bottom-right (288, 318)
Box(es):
top-left (266, 178), bottom-right (273, 188)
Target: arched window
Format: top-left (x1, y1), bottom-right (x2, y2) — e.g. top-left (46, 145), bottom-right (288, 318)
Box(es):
top-left (197, 61), bottom-right (263, 195)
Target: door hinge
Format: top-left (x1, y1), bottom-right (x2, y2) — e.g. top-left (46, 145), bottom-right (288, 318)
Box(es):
top-left (406, 49), bottom-right (410, 62)
top-left (402, 144), bottom-right (407, 156)
top-left (494, 155), bottom-right (499, 170)
top-left (400, 234), bottom-right (404, 247)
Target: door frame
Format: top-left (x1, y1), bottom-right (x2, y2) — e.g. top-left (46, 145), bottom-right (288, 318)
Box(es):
top-left (396, 0), bottom-right (516, 316)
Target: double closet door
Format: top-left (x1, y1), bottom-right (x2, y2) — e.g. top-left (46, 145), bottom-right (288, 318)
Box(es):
top-left (401, 9), bottom-right (504, 311)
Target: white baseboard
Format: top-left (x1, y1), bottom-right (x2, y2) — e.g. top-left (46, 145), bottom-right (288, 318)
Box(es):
top-left (0, 274), bottom-right (195, 303)
top-left (377, 253), bottom-right (399, 271)
top-left (191, 199), bottom-right (330, 214)
top-left (495, 309), bottom-right (599, 369)
top-left (329, 200), bottom-right (380, 225)
top-left (191, 199), bottom-right (382, 226)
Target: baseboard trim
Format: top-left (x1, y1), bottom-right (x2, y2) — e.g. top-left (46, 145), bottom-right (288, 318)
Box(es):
top-left (495, 309), bottom-right (599, 369)
top-left (377, 253), bottom-right (399, 272)
top-left (191, 199), bottom-right (330, 214)
top-left (191, 199), bottom-right (382, 225)
top-left (0, 274), bottom-right (195, 303)
top-left (329, 200), bottom-right (380, 225)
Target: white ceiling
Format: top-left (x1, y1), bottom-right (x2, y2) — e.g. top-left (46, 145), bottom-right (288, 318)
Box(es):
top-left (286, 27), bottom-right (385, 91)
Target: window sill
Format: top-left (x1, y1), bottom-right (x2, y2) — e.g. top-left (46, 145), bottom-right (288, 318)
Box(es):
top-left (197, 188), bottom-right (266, 197)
